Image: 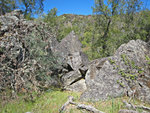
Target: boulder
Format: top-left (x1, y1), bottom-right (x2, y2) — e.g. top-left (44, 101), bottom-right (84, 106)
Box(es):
top-left (52, 31), bottom-right (89, 67)
top-left (81, 40), bottom-right (150, 104)
top-left (54, 31), bottom-right (82, 52)
top-left (61, 70), bottom-right (82, 86)
top-left (52, 31), bottom-right (82, 59)
top-left (80, 60), bottom-right (125, 101)
top-left (53, 31), bottom-right (89, 92)
top-left (64, 79), bottom-right (87, 92)
top-left (67, 52), bottom-right (89, 71)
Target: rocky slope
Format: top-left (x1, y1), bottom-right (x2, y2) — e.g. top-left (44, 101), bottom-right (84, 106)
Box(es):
top-left (80, 40), bottom-right (150, 104)
top-left (53, 31), bottom-right (150, 104)
top-left (51, 31), bottom-right (89, 92)
top-left (0, 10), bottom-right (89, 95)
top-left (0, 10), bottom-right (150, 105)
top-left (0, 10), bottom-right (60, 95)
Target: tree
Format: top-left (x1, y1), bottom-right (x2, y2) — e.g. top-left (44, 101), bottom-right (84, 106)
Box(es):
top-left (92, 0), bottom-right (143, 57)
top-left (93, 0), bottom-right (121, 56)
top-left (19, 0), bottom-right (44, 17)
top-left (0, 0), bottom-right (44, 17)
top-left (0, 0), bottom-right (16, 15)
top-left (43, 8), bottom-right (59, 40)
top-left (44, 7), bottom-right (58, 26)
top-left (123, 0), bottom-right (142, 28)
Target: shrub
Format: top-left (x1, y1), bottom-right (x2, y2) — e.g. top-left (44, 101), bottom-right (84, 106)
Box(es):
top-left (24, 24), bottom-right (62, 88)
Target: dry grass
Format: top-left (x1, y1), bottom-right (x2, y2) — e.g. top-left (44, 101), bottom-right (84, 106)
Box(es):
top-left (0, 90), bottom-right (150, 113)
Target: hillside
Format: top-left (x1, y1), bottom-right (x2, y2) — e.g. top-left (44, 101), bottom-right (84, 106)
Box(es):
top-left (47, 11), bottom-right (150, 60)
top-left (0, 10), bottom-right (150, 113)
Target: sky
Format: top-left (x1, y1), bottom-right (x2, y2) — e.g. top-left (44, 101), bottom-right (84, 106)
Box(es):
top-left (43, 0), bottom-right (94, 16)
top-left (43, 0), bottom-right (150, 16)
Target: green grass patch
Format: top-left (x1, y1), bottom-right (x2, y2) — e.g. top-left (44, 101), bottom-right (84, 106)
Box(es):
top-left (0, 91), bottom-right (80, 113)
top-left (1, 91), bottom-right (150, 113)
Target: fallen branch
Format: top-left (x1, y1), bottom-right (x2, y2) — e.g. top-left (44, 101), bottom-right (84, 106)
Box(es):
top-left (118, 109), bottom-right (138, 113)
top-left (59, 96), bottom-right (74, 112)
top-left (59, 96), bottom-right (104, 113)
top-left (123, 101), bottom-right (150, 112)
top-left (135, 105), bottom-right (150, 111)
top-left (70, 101), bottom-right (104, 113)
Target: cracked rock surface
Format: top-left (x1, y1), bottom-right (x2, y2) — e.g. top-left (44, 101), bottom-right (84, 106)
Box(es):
top-left (80, 40), bottom-right (150, 104)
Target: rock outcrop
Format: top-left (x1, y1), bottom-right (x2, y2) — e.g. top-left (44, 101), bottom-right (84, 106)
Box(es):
top-left (0, 10), bottom-right (59, 94)
top-left (0, 10), bottom-right (35, 93)
top-left (53, 31), bottom-right (88, 92)
top-left (81, 40), bottom-right (150, 104)
top-left (0, 10), bottom-right (88, 94)
top-left (1, 10), bottom-right (150, 105)
top-left (52, 31), bottom-right (88, 69)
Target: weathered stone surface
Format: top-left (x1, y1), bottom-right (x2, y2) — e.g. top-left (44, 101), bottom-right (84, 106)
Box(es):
top-left (52, 31), bottom-right (82, 58)
top-left (81, 60), bottom-right (125, 101)
top-left (67, 52), bottom-right (89, 71)
top-left (52, 31), bottom-right (89, 66)
top-left (61, 70), bottom-right (82, 86)
top-left (54, 31), bottom-right (89, 92)
top-left (81, 40), bottom-right (150, 103)
top-left (64, 79), bottom-right (87, 92)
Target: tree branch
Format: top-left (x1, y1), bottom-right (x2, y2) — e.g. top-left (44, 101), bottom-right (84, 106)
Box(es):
top-left (123, 101), bottom-right (150, 112)
top-left (59, 96), bottom-right (105, 113)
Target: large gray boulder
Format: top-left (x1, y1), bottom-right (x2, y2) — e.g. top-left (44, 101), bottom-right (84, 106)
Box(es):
top-left (64, 79), bottom-right (87, 92)
top-left (52, 31), bottom-right (89, 68)
top-left (81, 59), bottom-right (125, 101)
top-left (53, 31), bottom-right (89, 92)
top-left (81, 40), bottom-right (150, 104)
top-left (52, 31), bottom-right (82, 60)
top-left (61, 70), bottom-right (82, 86)
top-left (67, 52), bottom-right (89, 71)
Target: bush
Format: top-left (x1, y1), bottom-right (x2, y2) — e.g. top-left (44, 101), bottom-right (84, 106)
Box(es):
top-left (25, 24), bottom-right (62, 86)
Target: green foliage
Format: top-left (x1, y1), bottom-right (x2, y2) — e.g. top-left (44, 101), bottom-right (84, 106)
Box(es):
top-left (90, 0), bottom-right (146, 58)
top-left (0, 0), bottom-right (16, 15)
top-left (24, 13), bottom-right (32, 20)
top-left (43, 8), bottom-right (58, 27)
top-left (0, 91), bottom-right (80, 113)
top-left (109, 58), bottom-right (115, 64)
top-left (25, 24), bottom-right (62, 84)
top-left (121, 54), bottom-right (130, 66)
top-left (145, 55), bottom-right (150, 65)
top-left (117, 80), bottom-right (125, 87)
top-left (0, 0), bottom-right (44, 18)
top-left (119, 69), bottom-right (138, 80)
top-left (115, 54), bottom-right (146, 86)
top-left (57, 27), bottom-right (72, 41)
top-left (42, 2), bottom-right (150, 60)
top-left (19, 0), bottom-right (44, 17)
top-left (81, 32), bottom-right (92, 47)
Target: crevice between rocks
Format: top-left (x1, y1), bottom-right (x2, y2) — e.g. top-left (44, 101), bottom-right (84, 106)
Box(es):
top-left (69, 77), bottom-right (83, 85)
